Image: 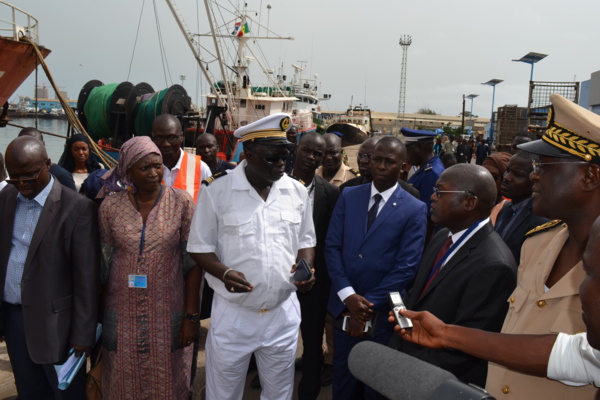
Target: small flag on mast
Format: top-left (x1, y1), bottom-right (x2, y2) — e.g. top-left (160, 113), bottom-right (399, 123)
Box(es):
top-left (232, 21), bottom-right (250, 37)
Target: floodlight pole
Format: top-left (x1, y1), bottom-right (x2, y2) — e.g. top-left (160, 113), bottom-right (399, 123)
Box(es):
top-left (397, 35), bottom-right (412, 134)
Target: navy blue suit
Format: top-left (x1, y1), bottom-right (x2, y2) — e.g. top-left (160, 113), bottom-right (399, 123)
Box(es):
top-left (325, 183), bottom-right (426, 399)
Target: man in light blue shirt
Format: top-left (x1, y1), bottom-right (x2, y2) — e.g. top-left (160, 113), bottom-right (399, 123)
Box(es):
top-left (0, 136), bottom-right (100, 399)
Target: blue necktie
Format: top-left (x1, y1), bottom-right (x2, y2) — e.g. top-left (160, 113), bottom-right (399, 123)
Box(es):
top-left (367, 194), bottom-right (382, 231)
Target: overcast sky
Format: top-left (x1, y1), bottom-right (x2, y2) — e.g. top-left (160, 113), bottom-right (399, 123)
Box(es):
top-left (9, 0), bottom-right (600, 119)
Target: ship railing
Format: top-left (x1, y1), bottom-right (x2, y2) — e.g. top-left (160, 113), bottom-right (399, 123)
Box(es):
top-left (0, 1), bottom-right (40, 44)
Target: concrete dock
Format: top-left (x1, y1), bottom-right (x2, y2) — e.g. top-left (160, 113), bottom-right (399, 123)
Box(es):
top-left (0, 319), bottom-right (332, 400)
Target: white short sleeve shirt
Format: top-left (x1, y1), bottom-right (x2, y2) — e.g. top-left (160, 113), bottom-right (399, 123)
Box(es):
top-left (187, 160), bottom-right (316, 311)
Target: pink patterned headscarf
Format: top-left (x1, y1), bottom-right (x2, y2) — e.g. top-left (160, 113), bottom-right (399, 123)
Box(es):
top-left (101, 136), bottom-right (162, 193)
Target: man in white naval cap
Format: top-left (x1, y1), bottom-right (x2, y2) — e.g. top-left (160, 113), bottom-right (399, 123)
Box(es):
top-left (187, 113), bottom-right (317, 400)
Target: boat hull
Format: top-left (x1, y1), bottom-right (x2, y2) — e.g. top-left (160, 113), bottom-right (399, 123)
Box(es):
top-left (0, 37), bottom-right (51, 106)
top-left (326, 122), bottom-right (368, 146)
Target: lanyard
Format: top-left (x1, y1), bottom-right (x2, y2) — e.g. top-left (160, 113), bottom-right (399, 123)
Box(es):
top-left (133, 185), bottom-right (164, 266)
top-left (425, 219), bottom-right (483, 283)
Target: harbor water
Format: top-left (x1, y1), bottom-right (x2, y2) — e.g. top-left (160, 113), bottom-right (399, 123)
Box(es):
top-left (0, 117), bottom-right (70, 162)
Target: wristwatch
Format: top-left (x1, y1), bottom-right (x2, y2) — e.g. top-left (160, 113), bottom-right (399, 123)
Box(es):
top-left (184, 312), bottom-right (200, 323)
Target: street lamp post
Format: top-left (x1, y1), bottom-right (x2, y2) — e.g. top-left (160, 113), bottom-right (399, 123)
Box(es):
top-left (512, 52), bottom-right (547, 82)
top-left (512, 52), bottom-right (547, 126)
top-left (482, 79), bottom-right (503, 145)
top-left (465, 94), bottom-right (478, 135)
top-left (461, 94), bottom-right (466, 134)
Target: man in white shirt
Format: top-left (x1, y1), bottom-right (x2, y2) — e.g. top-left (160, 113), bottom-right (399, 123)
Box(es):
top-left (187, 113), bottom-right (316, 400)
top-left (152, 114), bottom-right (211, 202)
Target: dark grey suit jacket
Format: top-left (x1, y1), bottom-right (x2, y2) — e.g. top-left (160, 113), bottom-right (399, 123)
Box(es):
top-left (312, 175), bottom-right (339, 285)
top-left (0, 179), bottom-right (100, 364)
top-left (496, 199), bottom-right (549, 265)
top-left (397, 222), bottom-right (517, 387)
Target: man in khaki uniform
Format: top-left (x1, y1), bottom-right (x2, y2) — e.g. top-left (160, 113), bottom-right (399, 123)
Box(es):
top-left (316, 133), bottom-right (359, 187)
top-left (392, 94), bottom-right (600, 399)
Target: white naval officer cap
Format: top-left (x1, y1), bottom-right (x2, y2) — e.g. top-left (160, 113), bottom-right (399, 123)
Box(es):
top-left (234, 113), bottom-right (293, 145)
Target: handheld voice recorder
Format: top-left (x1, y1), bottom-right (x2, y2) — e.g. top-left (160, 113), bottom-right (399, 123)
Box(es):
top-left (388, 291), bottom-right (413, 330)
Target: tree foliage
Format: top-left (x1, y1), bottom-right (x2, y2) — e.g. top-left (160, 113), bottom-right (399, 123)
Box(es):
top-left (416, 107), bottom-right (437, 115)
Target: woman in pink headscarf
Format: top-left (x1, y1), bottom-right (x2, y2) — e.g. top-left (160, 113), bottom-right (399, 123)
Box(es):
top-left (99, 136), bottom-right (201, 399)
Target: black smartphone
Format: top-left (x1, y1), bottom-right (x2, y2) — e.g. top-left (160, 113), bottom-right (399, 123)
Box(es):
top-left (293, 259), bottom-right (313, 282)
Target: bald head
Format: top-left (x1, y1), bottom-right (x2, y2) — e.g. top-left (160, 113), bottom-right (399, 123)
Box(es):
top-left (298, 131), bottom-right (325, 147)
top-left (443, 164), bottom-right (497, 215)
top-left (360, 136), bottom-right (382, 151)
top-left (195, 133), bottom-right (219, 166)
top-left (5, 136), bottom-right (51, 199)
top-left (357, 136), bottom-right (383, 177)
top-left (374, 136), bottom-right (406, 160)
top-left (152, 114), bottom-right (182, 132)
top-left (323, 133), bottom-right (342, 148)
top-left (152, 114), bottom-right (183, 169)
top-left (322, 133), bottom-right (343, 175)
top-left (18, 127), bottom-right (44, 142)
top-left (6, 136), bottom-right (48, 163)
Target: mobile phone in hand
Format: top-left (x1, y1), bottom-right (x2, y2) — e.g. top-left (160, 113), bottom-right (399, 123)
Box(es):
top-left (293, 259), bottom-right (313, 282)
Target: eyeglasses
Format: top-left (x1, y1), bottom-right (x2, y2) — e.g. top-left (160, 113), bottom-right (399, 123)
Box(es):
top-left (358, 153), bottom-right (371, 161)
top-left (262, 150), bottom-right (290, 165)
top-left (152, 134), bottom-right (182, 144)
top-left (6, 165), bottom-right (45, 186)
top-left (433, 187), bottom-right (475, 198)
top-left (531, 160), bottom-right (589, 174)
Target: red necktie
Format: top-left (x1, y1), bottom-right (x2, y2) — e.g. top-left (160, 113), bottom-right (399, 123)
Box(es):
top-left (420, 236), bottom-right (453, 297)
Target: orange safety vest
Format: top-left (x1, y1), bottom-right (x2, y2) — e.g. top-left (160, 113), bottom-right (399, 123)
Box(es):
top-left (172, 151), bottom-right (202, 203)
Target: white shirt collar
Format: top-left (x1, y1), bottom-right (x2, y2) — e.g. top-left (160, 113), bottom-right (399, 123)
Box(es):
top-left (442, 218), bottom-right (490, 268)
top-left (369, 181), bottom-right (398, 203)
top-left (171, 148), bottom-right (185, 172)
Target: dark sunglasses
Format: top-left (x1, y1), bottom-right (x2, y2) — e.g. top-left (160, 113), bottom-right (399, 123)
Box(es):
top-left (6, 165), bottom-right (45, 186)
top-left (262, 150), bottom-right (290, 165)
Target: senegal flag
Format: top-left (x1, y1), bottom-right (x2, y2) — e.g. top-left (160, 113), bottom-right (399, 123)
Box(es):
top-left (232, 21), bottom-right (250, 37)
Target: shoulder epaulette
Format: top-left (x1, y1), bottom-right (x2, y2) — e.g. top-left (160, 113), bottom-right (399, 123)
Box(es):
top-left (423, 163), bottom-right (433, 172)
top-left (287, 174), bottom-right (305, 186)
top-left (525, 219), bottom-right (563, 237)
top-left (202, 171), bottom-right (227, 186)
top-left (349, 168), bottom-right (361, 177)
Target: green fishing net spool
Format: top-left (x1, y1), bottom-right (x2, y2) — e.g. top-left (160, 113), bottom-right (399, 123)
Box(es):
top-left (83, 83), bottom-right (119, 141)
top-left (134, 89), bottom-right (167, 136)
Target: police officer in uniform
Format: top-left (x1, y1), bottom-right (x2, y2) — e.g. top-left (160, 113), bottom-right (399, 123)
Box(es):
top-left (402, 128), bottom-right (445, 239)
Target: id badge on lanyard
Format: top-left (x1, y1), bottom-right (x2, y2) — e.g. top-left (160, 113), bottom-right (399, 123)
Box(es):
top-left (129, 186), bottom-right (163, 289)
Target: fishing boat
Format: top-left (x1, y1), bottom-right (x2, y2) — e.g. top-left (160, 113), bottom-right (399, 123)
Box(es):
top-left (167, 0), bottom-right (324, 155)
top-left (326, 103), bottom-right (373, 146)
top-left (0, 1), bottom-right (51, 124)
